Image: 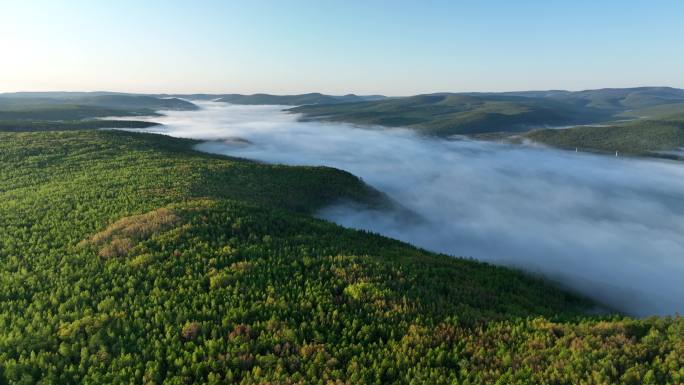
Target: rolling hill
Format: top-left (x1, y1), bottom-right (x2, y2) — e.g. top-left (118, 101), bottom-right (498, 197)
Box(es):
top-left (214, 93), bottom-right (386, 105)
top-left (0, 93), bottom-right (197, 132)
top-left (0, 119), bottom-right (159, 132)
top-left (289, 93), bottom-right (611, 135)
top-left (491, 86), bottom-right (684, 110)
top-left (0, 124), bottom-right (681, 384)
top-left (525, 114), bottom-right (684, 156)
top-left (0, 105), bottom-right (155, 121)
top-left (0, 92), bottom-right (198, 116)
top-left (289, 87), bottom-right (684, 137)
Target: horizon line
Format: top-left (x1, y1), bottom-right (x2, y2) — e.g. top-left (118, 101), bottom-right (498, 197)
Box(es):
top-left (0, 84), bottom-right (681, 97)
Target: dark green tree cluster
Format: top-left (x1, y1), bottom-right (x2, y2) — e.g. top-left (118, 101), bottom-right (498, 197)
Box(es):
top-left (0, 120), bottom-right (158, 132)
top-left (0, 130), bottom-right (681, 384)
top-left (525, 115), bottom-right (684, 156)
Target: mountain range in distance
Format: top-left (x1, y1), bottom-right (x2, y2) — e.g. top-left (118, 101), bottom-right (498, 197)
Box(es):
top-left (288, 87), bottom-right (684, 134)
top-left (177, 87), bottom-right (684, 157)
top-left (3, 87), bottom-right (684, 157)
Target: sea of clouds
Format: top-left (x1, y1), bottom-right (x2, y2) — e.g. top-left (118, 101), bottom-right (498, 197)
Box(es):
top-left (126, 101), bottom-right (684, 316)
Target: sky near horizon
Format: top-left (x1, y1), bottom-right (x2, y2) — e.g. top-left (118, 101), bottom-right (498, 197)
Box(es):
top-left (1, 0), bottom-right (683, 95)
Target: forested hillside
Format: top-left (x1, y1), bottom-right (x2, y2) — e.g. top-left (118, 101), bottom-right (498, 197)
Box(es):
top-left (0, 120), bottom-right (158, 132)
top-left (526, 115), bottom-right (684, 156)
top-left (0, 129), bottom-right (682, 384)
top-left (288, 87), bottom-right (684, 137)
top-left (288, 94), bottom-right (607, 136)
top-left (0, 93), bottom-right (198, 112)
top-left (0, 93), bottom-right (193, 134)
top-left (214, 93), bottom-right (384, 105)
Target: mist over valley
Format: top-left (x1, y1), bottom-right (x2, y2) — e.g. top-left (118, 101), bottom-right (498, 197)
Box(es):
top-left (124, 102), bottom-right (684, 317)
top-left (4, 2), bottom-right (684, 381)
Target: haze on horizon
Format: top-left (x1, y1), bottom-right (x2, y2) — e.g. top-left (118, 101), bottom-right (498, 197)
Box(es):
top-left (1, 0), bottom-right (683, 95)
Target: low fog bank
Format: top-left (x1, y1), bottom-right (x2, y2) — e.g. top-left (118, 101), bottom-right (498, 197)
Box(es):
top-left (129, 102), bottom-right (684, 317)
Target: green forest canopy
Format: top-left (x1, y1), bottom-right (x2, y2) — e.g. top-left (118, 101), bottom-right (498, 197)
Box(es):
top-left (0, 128), bottom-right (682, 384)
top-left (525, 115), bottom-right (684, 156)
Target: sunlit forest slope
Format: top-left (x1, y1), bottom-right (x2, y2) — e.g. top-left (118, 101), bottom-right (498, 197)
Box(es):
top-left (0, 129), bottom-right (681, 384)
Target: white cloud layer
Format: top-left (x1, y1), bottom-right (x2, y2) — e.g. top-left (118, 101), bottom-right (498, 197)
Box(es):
top-left (128, 102), bottom-right (684, 317)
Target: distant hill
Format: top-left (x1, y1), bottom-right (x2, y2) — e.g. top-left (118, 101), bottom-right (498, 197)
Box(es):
top-left (289, 93), bottom-right (610, 135)
top-left (475, 87), bottom-right (684, 110)
top-left (0, 119), bottom-right (159, 132)
top-left (155, 93), bottom-right (224, 101)
top-left (0, 91), bottom-right (128, 99)
top-left (525, 114), bottom-right (684, 156)
top-left (0, 92), bottom-right (199, 112)
top-left (0, 93), bottom-right (198, 128)
top-left (560, 87), bottom-right (684, 110)
top-left (290, 87), bottom-right (684, 136)
top-left (78, 94), bottom-right (198, 111)
top-left (0, 105), bottom-right (152, 121)
top-left (619, 101), bottom-right (684, 119)
top-left (214, 92), bottom-right (386, 105)
top-left (0, 92), bottom-right (197, 130)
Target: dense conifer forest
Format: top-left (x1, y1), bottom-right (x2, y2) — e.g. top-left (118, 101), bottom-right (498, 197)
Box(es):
top-left (525, 116), bottom-right (684, 156)
top-left (0, 128), bottom-right (682, 384)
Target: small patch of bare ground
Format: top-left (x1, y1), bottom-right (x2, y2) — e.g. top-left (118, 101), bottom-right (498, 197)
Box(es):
top-left (80, 207), bottom-right (181, 258)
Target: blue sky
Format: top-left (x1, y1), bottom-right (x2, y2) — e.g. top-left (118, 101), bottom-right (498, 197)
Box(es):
top-left (1, 0), bottom-right (682, 95)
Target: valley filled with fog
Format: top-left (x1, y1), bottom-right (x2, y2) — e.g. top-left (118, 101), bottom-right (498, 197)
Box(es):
top-left (122, 102), bottom-right (684, 317)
